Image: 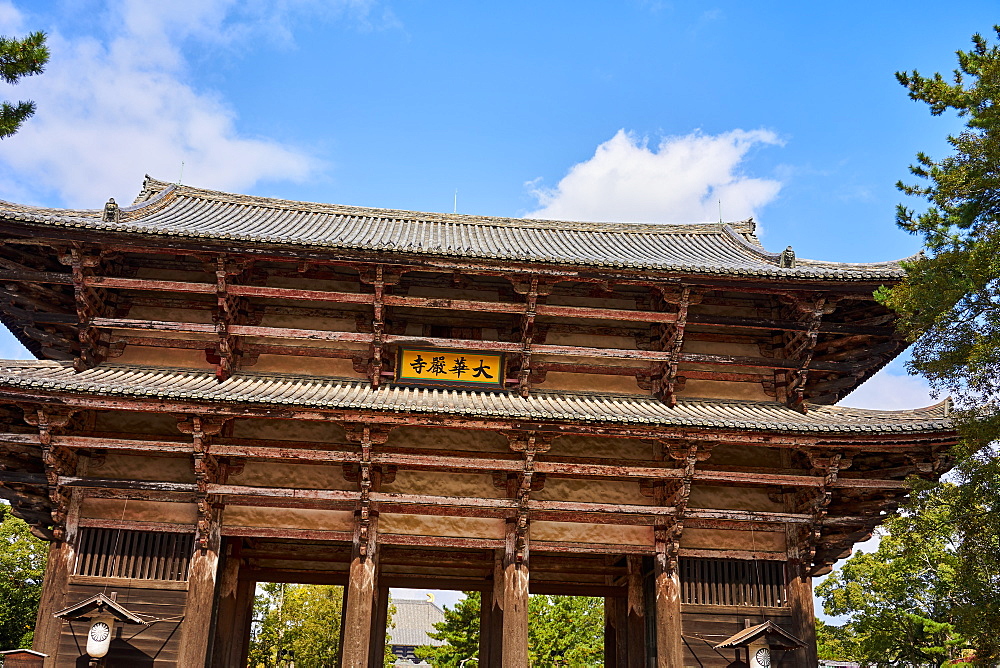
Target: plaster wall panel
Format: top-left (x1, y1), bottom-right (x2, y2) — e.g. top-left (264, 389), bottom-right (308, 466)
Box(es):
top-left (387, 426), bottom-right (509, 454)
top-left (266, 276), bottom-right (362, 292)
top-left (536, 371), bottom-right (646, 395)
top-left (230, 462), bottom-right (355, 490)
top-left (379, 513), bottom-right (504, 539)
top-left (544, 332), bottom-right (637, 349)
top-left (531, 521), bottom-right (653, 546)
top-left (380, 470), bottom-right (503, 498)
top-left (708, 444), bottom-right (783, 468)
top-left (251, 355), bottom-right (359, 376)
top-left (92, 411), bottom-right (181, 436)
top-left (680, 528), bottom-right (786, 552)
top-left (549, 434), bottom-right (656, 461)
top-left (231, 418), bottom-right (347, 443)
top-left (115, 346), bottom-right (214, 369)
top-left (676, 378), bottom-right (772, 400)
top-left (224, 506), bottom-right (354, 531)
top-left (688, 485), bottom-right (785, 512)
top-left (532, 478), bottom-right (650, 505)
top-left (90, 454), bottom-right (194, 483)
top-left (81, 499), bottom-right (198, 524)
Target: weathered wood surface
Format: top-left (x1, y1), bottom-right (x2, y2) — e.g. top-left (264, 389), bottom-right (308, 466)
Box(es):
top-left (654, 554), bottom-right (684, 668)
top-left (178, 518), bottom-right (221, 668)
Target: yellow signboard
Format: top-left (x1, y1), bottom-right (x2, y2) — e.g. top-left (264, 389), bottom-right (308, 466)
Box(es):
top-left (396, 348), bottom-right (505, 389)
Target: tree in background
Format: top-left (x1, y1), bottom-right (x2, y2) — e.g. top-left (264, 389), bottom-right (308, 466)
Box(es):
top-left (0, 504), bottom-right (47, 650)
top-left (248, 583), bottom-right (395, 668)
top-left (416, 592), bottom-right (604, 667)
top-left (875, 25), bottom-right (1000, 658)
top-left (815, 619), bottom-right (860, 662)
top-left (815, 484), bottom-right (972, 664)
top-left (0, 31), bottom-right (48, 138)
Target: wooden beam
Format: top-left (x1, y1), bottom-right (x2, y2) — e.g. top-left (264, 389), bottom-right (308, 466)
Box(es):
top-left (501, 518), bottom-right (529, 668)
top-left (179, 510), bottom-right (221, 668)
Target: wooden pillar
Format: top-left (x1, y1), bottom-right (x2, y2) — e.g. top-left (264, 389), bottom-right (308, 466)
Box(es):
top-left (654, 551), bottom-right (684, 668)
top-left (211, 539), bottom-right (253, 668)
top-left (233, 578), bottom-right (256, 668)
top-left (367, 584), bottom-right (390, 668)
top-left (180, 514), bottom-right (222, 668)
top-left (478, 585), bottom-right (494, 667)
top-left (33, 541), bottom-right (72, 667)
top-left (335, 583), bottom-right (349, 665)
top-left (501, 519), bottom-right (529, 668)
top-left (34, 455), bottom-right (86, 668)
top-left (341, 516), bottom-right (380, 668)
top-left (488, 549), bottom-right (505, 668)
top-left (613, 594), bottom-right (629, 667)
top-left (787, 561), bottom-right (818, 668)
top-left (626, 555), bottom-right (646, 667)
top-left (603, 596), bottom-right (618, 666)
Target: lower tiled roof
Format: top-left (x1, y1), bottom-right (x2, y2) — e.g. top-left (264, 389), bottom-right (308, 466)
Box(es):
top-left (0, 362), bottom-right (951, 434)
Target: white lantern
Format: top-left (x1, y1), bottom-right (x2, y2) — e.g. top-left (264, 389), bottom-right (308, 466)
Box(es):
top-left (86, 613), bottom-right (115, 658)
top-left (750, 645), bottom-right (771, 668)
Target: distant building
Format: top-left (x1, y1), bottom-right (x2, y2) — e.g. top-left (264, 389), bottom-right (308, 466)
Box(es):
top-left (389, 599), bottom-right (446, 666)
top-left (819, 661), bottom-right (861, 668)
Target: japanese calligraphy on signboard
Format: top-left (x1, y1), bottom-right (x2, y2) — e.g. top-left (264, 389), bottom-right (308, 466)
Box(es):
top-left (396, 348), bottom-right (505, 389)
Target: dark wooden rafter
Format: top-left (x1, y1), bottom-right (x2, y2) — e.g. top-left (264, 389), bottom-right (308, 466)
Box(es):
top-left (19, 405), bottom-right (76, 540)
top-left (651, 286), bottom-right (694, 406)
top-left (512, 277), bottom-right (542, 396)
top-left (344, 423), bottom-right (392, 559)
top-left (176, 415), bottom-right (228, 549)
top-left (210, 257), bottom-right (254, 381)
top-left (796, 449), bottom-right (855, 572)
top-left (64, 246), bottom-right (109, 371)
top-left (657, 440), bottom-right (713, 570)
top-left (506, 431), bottom-right (551, 562)
top-left (775, 294), bottom-right (836, 410)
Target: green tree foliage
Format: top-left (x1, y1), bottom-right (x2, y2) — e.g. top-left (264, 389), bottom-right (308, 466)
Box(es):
top-left (0, 504), bottom-right (48, 650)
top-left (875, 26), bottom-right (1000, 659)
top-left (0, 31), bottom-right (48, 138)
top-left (415, 592), bottom-right (481, 667)
top-left (248, 583), bottom-right (395, 667)
top-left (416, 592), bottom-right (604, 667)
top-left (815, 485), bottom-right (972, 665)
top-left (815, 619), bottom-right (860, 661)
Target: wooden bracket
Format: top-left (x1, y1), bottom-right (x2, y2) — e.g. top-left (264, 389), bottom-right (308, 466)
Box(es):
top-left (177, 416), bottom-right (229, 550)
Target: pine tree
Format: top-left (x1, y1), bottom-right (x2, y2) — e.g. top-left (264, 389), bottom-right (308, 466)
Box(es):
top-left (0, 31), bottom-right (49, 139)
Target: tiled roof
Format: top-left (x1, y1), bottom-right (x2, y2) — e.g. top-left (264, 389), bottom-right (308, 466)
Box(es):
top-left (388, 600), bottom-right (445, 647)
top-left (0, 362), bottom-right (951, 433)
top-left (0, 177), bottom-right (909, 280)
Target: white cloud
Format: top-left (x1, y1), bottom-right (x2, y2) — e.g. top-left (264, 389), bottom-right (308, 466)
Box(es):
top-left (0, 0), bottom-right (393, 207)
top-left (525, 128), bottom-right (783, 224)
top-left (0, 1), bottom-right (24, 32)
top-left (838, 367), bottom-right (936, 411)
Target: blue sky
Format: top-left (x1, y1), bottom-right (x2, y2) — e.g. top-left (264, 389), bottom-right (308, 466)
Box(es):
top-left (0, 0), bottom-right (988, 614)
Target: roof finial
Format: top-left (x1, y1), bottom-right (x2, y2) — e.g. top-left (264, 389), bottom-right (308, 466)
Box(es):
top-left (779, 245), bottom-right (795, 268)
top-left (102, 198), bottom-right (120, 223)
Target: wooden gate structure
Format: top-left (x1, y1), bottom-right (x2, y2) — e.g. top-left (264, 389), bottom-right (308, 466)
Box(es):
top-left (0, 177), bottom-right (956, 666)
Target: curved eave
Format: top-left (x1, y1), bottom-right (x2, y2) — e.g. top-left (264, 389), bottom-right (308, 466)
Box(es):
top-left (0, 362), bottom-right (954, 436)
top-left (0, 179), bottom-right (909, 282)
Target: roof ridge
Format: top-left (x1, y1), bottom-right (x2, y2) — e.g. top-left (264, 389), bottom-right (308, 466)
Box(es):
top-left (140, 176), bottom-right (758, 236)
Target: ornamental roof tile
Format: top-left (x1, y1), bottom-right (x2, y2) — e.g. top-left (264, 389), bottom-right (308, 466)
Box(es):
top-left (0, 177), bottom-right (910, 280)
top-left (0, 361), bottom-right (951, 434)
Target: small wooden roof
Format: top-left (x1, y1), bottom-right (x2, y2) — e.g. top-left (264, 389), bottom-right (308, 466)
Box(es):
top-left (0, 650), bottom-right (47, 657)
top-left (53, 593), bottom-right (145, 624)
top-left (715, 621), bottom-right (805, 650)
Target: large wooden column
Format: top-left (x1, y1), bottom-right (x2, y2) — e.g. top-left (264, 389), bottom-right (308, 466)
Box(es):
top-left (341, 514), bottom-right (380, 668)
top-left (367, 584), bottom-right (390, 667)
top-left (180, 511), bottom-right (222, 667)
top-left (653, 550), bottom-right (684, 667)
top-left (486, 549), bottom-right (505, 667)
top-left (211, 539), bottom-right (253, 668)
top-left (626, 555), bottom-right (647, 667)
top-left (501, 518), bottom-right (529, 668)
top-left (788, 561), bottom-right (818, 668)
top-left (29, 410), bottom-right (82, 668)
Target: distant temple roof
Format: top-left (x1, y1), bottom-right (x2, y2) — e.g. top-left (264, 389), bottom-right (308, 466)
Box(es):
top-left (0, 361), bottom-right (950, 433)
top-left (0, 176), bottom-right (910, 279)
top-left (387, 599), bottom-right (445, 648)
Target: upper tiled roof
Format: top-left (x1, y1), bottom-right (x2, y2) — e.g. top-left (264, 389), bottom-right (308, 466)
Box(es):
top-left (0, 361), bottom-right (951, 434)
top-left (0, 177), bottom-right (910, 280)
